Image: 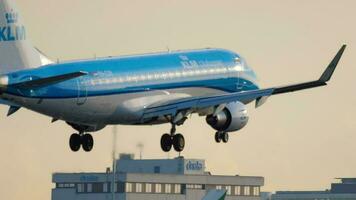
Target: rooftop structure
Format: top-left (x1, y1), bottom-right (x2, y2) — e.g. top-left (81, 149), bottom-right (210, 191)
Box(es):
top-left (52, 154), bottom-right (264, 200)
top-left (271, 178), bottom-right (356, 200)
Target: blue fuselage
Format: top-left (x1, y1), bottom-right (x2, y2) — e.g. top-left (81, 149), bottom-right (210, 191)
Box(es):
top-left (2, 48), bottom-right (259, 125)
top-left (5, 48), bottom-right (258, 98)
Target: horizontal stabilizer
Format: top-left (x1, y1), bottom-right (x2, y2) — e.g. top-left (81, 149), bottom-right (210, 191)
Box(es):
top-left (7, 105), bottom-right (20, 116)
top-left (0, 99), bottom-right (20, 107)
top-left (35, 47), bottom-right (54, 65)
top-left (10, 71), bottom-right (88, 89)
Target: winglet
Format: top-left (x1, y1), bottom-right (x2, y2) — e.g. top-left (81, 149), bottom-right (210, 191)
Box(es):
top-left (319, 44), bottom-right (346, 82)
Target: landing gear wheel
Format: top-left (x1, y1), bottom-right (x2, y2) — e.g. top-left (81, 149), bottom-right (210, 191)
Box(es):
top-left (69, 134), bottom-right (81, 152)
top-left (222, 132), bottom-right (229, 143)
top-left (215, 132), bottom-right (222, 143)
top-left (173, 134), bottom-right (185, 152)
top-left (161, 133), bottom-right (172, 152)
top-left (82, 134), bottom-right (94, 152)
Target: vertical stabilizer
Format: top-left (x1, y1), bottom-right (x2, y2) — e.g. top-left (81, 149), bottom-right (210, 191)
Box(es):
top-left (0, 0), bottom-right (43, 74)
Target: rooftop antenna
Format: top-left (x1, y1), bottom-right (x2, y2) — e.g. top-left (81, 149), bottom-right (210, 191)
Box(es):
top-left (166, 46), bottom-right (171, 53)
top-left (136, 142), bottom-right (144, 160)
top-left (111, 126), bottom-right (118, 200)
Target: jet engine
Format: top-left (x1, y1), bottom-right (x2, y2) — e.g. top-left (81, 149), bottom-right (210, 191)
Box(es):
top-left (206, 101), bottom-right (249, 132)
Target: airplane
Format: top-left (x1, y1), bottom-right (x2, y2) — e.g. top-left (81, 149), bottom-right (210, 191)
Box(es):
top-left (0, 0), bottom-right (346, 152)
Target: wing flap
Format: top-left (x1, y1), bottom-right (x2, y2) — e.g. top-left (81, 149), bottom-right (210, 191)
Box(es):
top-left (142, 88), bottom-right (274, 120)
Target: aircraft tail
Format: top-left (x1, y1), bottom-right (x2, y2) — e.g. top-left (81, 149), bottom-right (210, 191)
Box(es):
top-left (0, 0), bottom-right (52, 74)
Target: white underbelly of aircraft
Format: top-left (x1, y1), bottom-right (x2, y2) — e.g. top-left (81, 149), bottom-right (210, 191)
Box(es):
top-left (4, 87), bottom-right (227, 125)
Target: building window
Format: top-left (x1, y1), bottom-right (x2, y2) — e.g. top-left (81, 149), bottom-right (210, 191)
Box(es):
top-left (136, 183), bottom-right (142, 193)
top-left (145, 183), bottom-right (152, 193)
top-left (154, 166), bottom-right (160, 173)
top-left (187, 184), bottom-right (203, 189)
top-left (244, 186), bottom-right (250, 196)
top-left (58, 183), bottom-right (75, 188)
top-left (234, 186), bottom-right (241, 195)
top-left (103, 183), bottom-right (108, 193)
top-left (77, 184), bottom-right (85, 193)
top-left (118, 182), bottom-right (126, 193)
top-left (225, 186), bottom-right (231, 195)
top-left (155, 184), bottom-right (162, 193)
top-left (165, 184), bottom-right (171, 193)
top-left (92, 183), bottom-right (104, 193)
top-left (174, 184), bottom-right (181, 194)
top-left (87, 183), bottom-right (92, 193)
top-left (125, 183), bottom-right (132, 193)
top-left (216, 185), bottom-right (222, 190)
top-left (253, 186), bottom-right (260, 196)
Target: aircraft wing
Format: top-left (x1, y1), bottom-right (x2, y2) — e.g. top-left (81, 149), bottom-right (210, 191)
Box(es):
top-left (142, 88), bottom-right (274, 121)
top-left (141, 45), bottom-right (346, 121)
top-left (9, 71), bottom-right (88, 89)
top-left (271, 44), bottom-right (346, 95)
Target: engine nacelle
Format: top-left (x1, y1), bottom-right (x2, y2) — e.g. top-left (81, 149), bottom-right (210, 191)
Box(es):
top-left (206, 101), bottom-right (249, 132)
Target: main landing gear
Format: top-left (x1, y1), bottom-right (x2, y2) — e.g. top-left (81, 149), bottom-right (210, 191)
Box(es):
top-left (160, 124), bottom-right (185, 152)
top-left (69, 132), bottom-right (94, 152)
top-left (214, 131), bottom-right (229, 143)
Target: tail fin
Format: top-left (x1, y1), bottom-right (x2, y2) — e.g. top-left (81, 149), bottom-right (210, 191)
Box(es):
top-left (0, 0), bottom-right (48, 74)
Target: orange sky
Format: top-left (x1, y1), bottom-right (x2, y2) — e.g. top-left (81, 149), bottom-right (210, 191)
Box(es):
top-left (1, 1), bottom-right (355, 200)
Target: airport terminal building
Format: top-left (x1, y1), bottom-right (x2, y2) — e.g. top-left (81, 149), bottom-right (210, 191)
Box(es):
top-left (52, 154), bottom-right (264, 200)
top-left (271, 178), bottom-right (356, 200)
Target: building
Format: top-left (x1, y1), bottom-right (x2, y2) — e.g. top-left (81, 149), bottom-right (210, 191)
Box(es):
top-left (52, 154), bottom-right (264, 200)
top-left (271, 178), bottom-right (356, 200)
top-left (260, 192), bottom-right (272, 200)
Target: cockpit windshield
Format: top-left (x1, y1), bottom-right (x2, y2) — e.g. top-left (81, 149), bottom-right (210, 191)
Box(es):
top-left (236, 56), bottom-right (258, 80)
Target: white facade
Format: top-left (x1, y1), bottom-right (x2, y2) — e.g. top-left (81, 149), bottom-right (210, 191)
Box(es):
top-left (52, 155), bottom-right (264, 200)
top-left (117, 155), bottom-right (205, 175)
